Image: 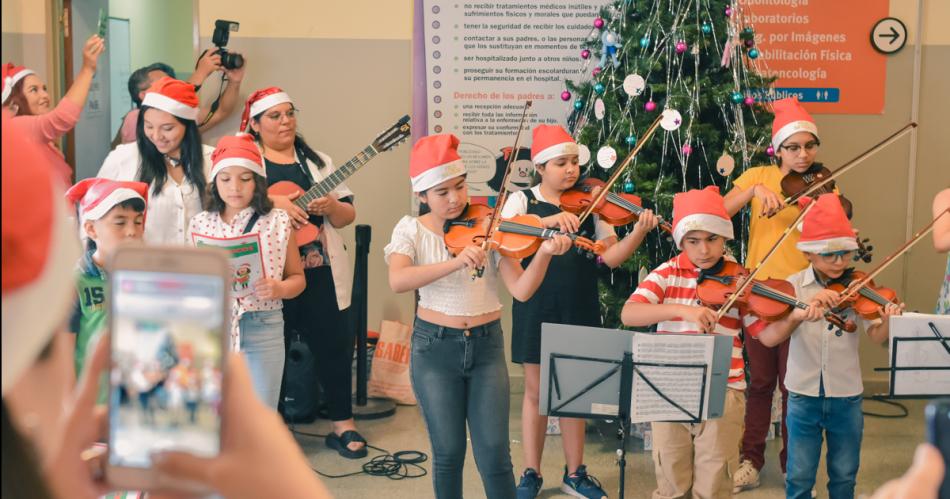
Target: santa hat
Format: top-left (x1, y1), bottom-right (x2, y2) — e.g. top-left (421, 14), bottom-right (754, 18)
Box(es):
top-left (240, 86), bottom-right (294, 131)
top-left (1, 62), bottom-right (35, 104)
top-left (671, 186), bottom-right (734, 249)
top-left (141, 77), bottom-right (200, 121)
top-left (2, 109), bottom-right (80, 394)
top-left (210, 134), bottom-right (267, 178)
top-left (531, 124), bottom-right (579, 165)
top-left (410, 134), bottom-right (466, 192)
top-left (771, 97), bottom-right (819, 150)
top-left (65, 178), bottom-right (149, 223)
top-left (795, 193), bottom-right (857, 253)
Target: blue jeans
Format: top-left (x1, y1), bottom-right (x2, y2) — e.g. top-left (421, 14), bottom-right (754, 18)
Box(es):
top-left (239, 310), bottom-right (285, 409)
top-left (786, 391), bottom-right (864, 499)
top-left (410, 318), bottom-right (516, 499)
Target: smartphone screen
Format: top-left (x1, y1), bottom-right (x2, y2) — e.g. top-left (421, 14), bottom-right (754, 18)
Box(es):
top-left (109, 269), bottom-right (225, 469)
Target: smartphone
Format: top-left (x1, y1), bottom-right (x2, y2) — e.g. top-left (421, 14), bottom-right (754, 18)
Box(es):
top-left (106, 246), bottom-right (229, 491)
top-left (925, 399), bottom-right (950, 499)
top-left (97, 8), bottom-right (107, 38)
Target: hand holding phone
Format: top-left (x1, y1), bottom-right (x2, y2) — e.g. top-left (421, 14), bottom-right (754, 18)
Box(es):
top-left (97, 8), bottom-right (107, 38)
top-left (106, 247), bottom-right (229, 492)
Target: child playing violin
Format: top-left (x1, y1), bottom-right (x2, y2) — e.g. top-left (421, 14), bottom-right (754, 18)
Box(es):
top-left (621, 186), bottom-right (766, 499)
top-left (384, 134), bottom-right (571, 499)
top-left (722, 97), bottom-right (827, 491)
top-left (499, 124), bottom-right (658, 499)
top-left (749, 193), bottom-right (903, 499)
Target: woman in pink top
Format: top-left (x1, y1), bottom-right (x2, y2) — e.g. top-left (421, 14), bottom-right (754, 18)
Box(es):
top-left (2, 34), bottom-right (105, 185)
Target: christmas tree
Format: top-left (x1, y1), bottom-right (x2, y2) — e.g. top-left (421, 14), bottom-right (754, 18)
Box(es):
top-left (562, 0), bottom-right (777, 328)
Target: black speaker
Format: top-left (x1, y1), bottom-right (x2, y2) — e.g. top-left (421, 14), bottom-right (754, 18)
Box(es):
top-left (279, 334), bottom-right (321, 423)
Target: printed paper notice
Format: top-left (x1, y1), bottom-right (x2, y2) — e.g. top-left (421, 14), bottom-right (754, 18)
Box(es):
top-left (193, 233), bottom-right (264, 299)
top-left (630, 334), bottom-right (715, 423)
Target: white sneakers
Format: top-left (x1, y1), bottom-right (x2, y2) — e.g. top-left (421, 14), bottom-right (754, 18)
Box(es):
top-left (733, 459), bottom-right (761, 493)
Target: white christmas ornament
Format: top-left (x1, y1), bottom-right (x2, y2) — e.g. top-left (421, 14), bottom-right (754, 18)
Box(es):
top-left (597, 146), bottom-right (617, 169)
top-left (594, 98), bottom-right (606, 120)
top-left (623, 74), bottom-right (646, 96)
top-left (578, 144), bottom-right (591, 166)
top-left (660, 109), bottom-right (683, 131)
top-left (716, 152), bottom-right (736, 176)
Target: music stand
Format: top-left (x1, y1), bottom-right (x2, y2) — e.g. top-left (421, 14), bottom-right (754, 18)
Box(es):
top-left (873, 313), bottom-right (950, 398)
top-left (540, 323), bottom-right (733, 499)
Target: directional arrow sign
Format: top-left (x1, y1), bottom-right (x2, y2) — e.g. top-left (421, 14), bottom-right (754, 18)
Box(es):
top-left (871, 17), bottom-right (907, 54)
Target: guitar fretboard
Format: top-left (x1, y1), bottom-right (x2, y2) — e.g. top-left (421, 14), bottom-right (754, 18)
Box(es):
top-left (294, 145), bottom-right (379, 208)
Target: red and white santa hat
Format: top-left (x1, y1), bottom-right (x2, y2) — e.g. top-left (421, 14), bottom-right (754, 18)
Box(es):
top-left (671, 186), bottom-right (734, 249)
top-left (141, 76), bottom-right (200, 121)
top-left (795, 193), bottom-right (857, 253)
top-left (410, 134), bottom-right (466, 192)
top-left (240, 86), bottom-right (294, 131)
top-left (531, 124), bottom-right (579, 165)
top-left (2, 109), bottom-right (80, 395)
top-left (210, 134), bottom-right (267, 178)
top-left (771, 96), bottom-right (819, 150)
top-left (65, 178), bottom-right (149, 223)
top-left (1, 62), bottom-right (35, 104)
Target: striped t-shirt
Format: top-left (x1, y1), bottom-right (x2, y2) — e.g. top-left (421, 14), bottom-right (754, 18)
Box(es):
top-left (627, 253), bottom-right (766, 389)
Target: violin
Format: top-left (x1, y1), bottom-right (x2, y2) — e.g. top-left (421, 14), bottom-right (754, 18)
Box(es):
top-left (696, 260), bottom-right (857, 331)
top-left (443, 204), bottom-right (605, 259)
top-left (560, 178), bottom-right (674, 233)
top-left (826, 269), bottom-right (899, 321)
top-left (781, 165), bottom-right (873, 263)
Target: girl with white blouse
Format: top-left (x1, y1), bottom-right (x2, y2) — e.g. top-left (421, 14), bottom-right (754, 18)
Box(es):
top-left (188, 134), bottom-right (305, 409)
top-left (384, 134), bottom-right (571, 499)
top-left (98, 77), bottom-right (212, 245)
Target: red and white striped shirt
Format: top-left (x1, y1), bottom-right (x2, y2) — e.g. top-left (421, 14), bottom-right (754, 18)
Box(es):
top-left (627, 253), bottom-right (766, 389)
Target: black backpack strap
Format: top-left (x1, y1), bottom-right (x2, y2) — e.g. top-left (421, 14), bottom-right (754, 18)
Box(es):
top-left (243, 212), bottom-right (262, 234)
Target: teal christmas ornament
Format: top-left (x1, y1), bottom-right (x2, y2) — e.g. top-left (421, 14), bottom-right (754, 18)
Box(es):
top-left (623, 180), bottom-right (635, 193)
top-left (625, 135), bottom-right (637, 146)
top-left (749, 48), bottom-right (760, 59)
top-left (639, 36), bottom-right (650, 48)
top-left (701, 22), bottom-right (712, 34)
top-left (731, 91), bottom-right (744, 104)
top-left (594, 83), bottom-right (605, 94)
top-left (574, 99), bottom-right (585, 110)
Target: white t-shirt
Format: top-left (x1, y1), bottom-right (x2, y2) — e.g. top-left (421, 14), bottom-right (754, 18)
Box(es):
top-left (384, 216), bottom-right (503, 316)
top-left (500, 185), bottom-right (616, 241)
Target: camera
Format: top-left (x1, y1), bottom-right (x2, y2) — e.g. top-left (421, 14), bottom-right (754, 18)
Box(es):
top-left (211, 19), bottom-right (244, 70)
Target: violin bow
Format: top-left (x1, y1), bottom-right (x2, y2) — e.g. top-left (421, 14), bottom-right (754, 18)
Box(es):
top-left (714, 198), bottom-right (819, 322)
top-left (577, 113), bottom-right (665, 226)
top-left (472, 100), bottom-right (532, 278)
top-left (837, 208), bottom-right (949, 304)
top-left (779, 123), bottom-right (917, 210)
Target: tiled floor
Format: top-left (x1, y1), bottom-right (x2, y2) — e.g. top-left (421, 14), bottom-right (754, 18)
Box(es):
top-left (292, 395), bottom-right (929, 498)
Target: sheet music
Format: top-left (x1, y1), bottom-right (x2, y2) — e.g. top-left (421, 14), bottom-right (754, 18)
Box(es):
top-left (890, 313), bottom-right (950, 396)
top-left (630, 333), bottom-right (714, 423)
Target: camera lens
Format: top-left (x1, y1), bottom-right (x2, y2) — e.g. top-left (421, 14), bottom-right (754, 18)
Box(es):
top-left (223, 52), bottom-right (244, 70)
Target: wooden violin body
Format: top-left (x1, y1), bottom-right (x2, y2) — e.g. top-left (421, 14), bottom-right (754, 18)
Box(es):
top-left (781, 164), bottom-right (853, 218)
top-left (560, 178), bottom-right (674, 233)
top-left (443, 204), bottom-right (605, 259)
top-left (827, 270), bottom-right (899, 321)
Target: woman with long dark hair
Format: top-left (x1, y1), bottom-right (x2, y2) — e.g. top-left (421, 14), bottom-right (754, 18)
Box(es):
top-left (98, 77), bottom-right (213, 245)
top-left (241, 87), bottom-right (367, 458)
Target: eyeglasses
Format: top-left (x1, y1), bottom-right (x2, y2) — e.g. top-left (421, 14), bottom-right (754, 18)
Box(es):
top-left (818, 250), bottom-right (852, 263)
top-left (781, 141), bottom-right (820, 154)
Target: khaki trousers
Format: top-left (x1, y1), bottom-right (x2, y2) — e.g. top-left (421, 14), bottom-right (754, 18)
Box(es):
top-left (650, 388), bottom-right (745, 499)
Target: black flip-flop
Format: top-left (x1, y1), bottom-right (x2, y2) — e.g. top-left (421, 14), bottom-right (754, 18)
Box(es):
top-left (325, 430), bottom-right (368, 459)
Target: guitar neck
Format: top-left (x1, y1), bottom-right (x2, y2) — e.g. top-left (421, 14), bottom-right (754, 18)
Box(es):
top-left (294, 145), bottom-right (378, 207)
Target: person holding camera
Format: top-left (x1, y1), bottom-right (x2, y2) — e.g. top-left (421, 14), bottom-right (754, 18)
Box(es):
top-left (112, 44), bottom-right (246, 148)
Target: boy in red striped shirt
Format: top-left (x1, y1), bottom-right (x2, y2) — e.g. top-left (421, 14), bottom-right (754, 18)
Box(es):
top-left (622, 186), bottom-right (764, 499)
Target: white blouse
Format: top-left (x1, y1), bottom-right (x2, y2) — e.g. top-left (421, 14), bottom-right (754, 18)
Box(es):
top-left (384, 215), bottom-right (503, 317)
top-left (98, 143), bottom-right (213, 246)
top-left (188, 207), bottom-right (292, 351)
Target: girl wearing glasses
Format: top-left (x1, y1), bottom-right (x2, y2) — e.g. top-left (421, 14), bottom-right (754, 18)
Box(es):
top-left (721, 97), bottom-right (830, 493)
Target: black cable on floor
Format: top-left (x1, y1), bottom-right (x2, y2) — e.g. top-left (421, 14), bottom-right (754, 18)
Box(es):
top-left (862, 394), bottom-right (909, 418)
top-left (289, 425), bottom-right (428, 480)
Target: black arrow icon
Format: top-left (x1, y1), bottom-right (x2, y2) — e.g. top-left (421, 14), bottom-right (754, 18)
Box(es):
top-left (878, 26), bottom-right (900, 45)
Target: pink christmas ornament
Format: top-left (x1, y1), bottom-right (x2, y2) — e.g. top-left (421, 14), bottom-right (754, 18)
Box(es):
top-left (682, 144), bottom-right (693, 155)
top-left (561, 90), bottom-right (572, 101)
top-left (744, 96), bottom-right (755, 106)
top-left (592, 66), bottom-right (602, 77)
top-left (676, 40), bottom-right (687, 54)
top-left (725, 6), bottom-right (733, 17)
top-left (581, 49), bottom-right (591, 59)
top-left (766, 145), bottom-right (775, 156)
top-left (644, 100), bottom-right (657, 112)
top-left (594, 18), bottom-right (605, 29)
